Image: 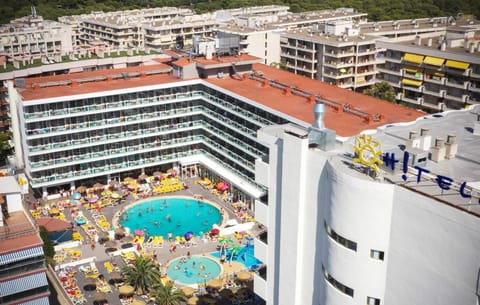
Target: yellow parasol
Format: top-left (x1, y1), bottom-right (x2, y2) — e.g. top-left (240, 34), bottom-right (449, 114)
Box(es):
top-left (119, 284), bottom-right (135, 296)
top-left (181, 286), bottom-right (196, 297)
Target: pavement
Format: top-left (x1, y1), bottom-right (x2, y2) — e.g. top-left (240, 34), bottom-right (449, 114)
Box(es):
top-left (51, 177), bottom-right (260, 305)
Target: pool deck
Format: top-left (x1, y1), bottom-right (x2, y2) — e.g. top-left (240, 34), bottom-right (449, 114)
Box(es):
top-left (50, 177), bottom-right (259, 305)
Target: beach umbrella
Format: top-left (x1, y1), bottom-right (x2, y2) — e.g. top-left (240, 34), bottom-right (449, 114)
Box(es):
top-left (109, 271), bottom-right (123, 283)
top-left (93, 292), bottom-right (107, 304)
top-left (210, 228), bottom-right (220, 236)
top-left (76, 186), bottom-right (87, 193)
top-left (139, 173), bottom-right (149, 179)
top-left (124, 177), bottom-right (135, 183)
top-left (119, 284), bottom-right (135, 296)
top-left (89, 197), bottom-right (99, 203)
top-left (236, 271), bottom-right (252, 282)
top-left (181, 286), bottom-right (196, 297)
top-left (114, 228), bottom-right (125, 239)
top-left (206, 279), bottom-right (223, 289)
top-left (104, 240), bottom-right (117, 248)
top-left (187, 296), bottom-right (199, 305)
top-left (73, 192), bottom-right (82, 200)
top-left (134, 229), bottom-right (145, 236)
top-left (93, 183), bottom-right (104, 190)
top-left (184, 231), bottom-right (194, 241)
top-left (111, 192), bottom-right (121, 199)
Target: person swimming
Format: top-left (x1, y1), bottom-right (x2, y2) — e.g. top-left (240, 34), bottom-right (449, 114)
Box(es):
top-left (177, 221), bottom-right (182, 227)
top-left (166, 214), bottom-right (172, 222)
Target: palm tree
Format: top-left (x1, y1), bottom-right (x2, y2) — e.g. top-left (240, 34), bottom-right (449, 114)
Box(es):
top-left (121, 256), bottom-right (161, 295)
top-left (151, 281), bottom-right (187, 305)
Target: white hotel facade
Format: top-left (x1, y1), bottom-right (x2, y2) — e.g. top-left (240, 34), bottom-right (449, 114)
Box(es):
top-left (254, 106), bottom-right (480, 305)
top-left (3, 55), bottom-right (480, 305)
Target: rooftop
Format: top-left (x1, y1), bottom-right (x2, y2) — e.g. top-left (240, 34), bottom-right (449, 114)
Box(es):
top-left (0, 211), bottom-right (42, 254)
top-left (341, 105), bottom-right (480, 216)
top-left (17, 57), bottom-right (424, 137)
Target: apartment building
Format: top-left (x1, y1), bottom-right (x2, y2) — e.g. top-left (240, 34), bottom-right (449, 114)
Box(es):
top-left (216, 8), bottom-right (368, 65)
top-left (0, 8), bottom-right (73, 65)
top-left (377, 24), bottom-right (480, 111)
top-left (280, 20), bottom-right (382, 90)
top-left (0, 176), bottom-right (50, 305)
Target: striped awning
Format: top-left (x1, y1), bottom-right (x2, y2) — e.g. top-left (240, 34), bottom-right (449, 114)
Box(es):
top-left (445, 60), bottom-right (470, 70)
top-left (0, 246), bottom-right (44, 265)
top-left (0, 272), bottom-right (48, 297)
top-left (18, 296), bottom-right (50, 305)
top-left (402, 78), bottom-right (423, 87)
top-left (423, 56), bottom-right (445, 66)
top-left (404, 53), bottom-right (424, 64)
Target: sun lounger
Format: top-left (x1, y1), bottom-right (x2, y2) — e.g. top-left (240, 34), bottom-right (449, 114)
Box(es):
top-left (104, 261), bottom-right (114, 273)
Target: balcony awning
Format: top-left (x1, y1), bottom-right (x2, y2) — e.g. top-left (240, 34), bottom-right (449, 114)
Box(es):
top-left (423, 56), bottom-right (445, 66)
top-left (0, 272), bottom-right (48, 297)
top-left (445, 60), bottom-right (470, 70)
top-left (402, 78), bottom-right (423, 87)
top-left (0, 246), bottom-right (44, 265)
top-left (403, 53), bottom-right (424, 64)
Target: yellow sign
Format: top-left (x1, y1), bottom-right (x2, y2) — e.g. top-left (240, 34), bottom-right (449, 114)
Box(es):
top-left (353, 134), bottom-right (383, 173)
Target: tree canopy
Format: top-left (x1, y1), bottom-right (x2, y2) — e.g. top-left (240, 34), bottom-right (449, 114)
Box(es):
top-left (0, 0), bottom-right (478, 24)
top-left (121, 256), bottom-right (162, 295)
top-left (363, 81), bottom-right (397, 103)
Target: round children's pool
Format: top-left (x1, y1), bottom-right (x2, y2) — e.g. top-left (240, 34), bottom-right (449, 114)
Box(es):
top-left (167, 256), bottom-right (221, 285)
top-left (120, 197), bottom-right (223, 238)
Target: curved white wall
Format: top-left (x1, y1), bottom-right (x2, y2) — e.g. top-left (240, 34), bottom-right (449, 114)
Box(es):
top-left (321, 160), bottom-right (394, 304)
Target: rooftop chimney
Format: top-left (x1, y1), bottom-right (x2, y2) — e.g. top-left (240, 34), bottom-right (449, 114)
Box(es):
top-left (406, 130), bottom-right (421, 150)
top-left (445, 134), bottom-right (458, 159)
top-left (430, 137), bottom-right (446, 162)
top-left (419, 127), bottom-right (432, 151)
top-left (308, 102), bottom-right (336, 151)
top-left (312, 102), bottom-right (326, 129)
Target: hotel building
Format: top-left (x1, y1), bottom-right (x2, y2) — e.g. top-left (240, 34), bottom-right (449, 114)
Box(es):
top-left (0, 176), bottom-right (50, 305)
top-left (254, 103), bottom-right (480, 305)
top-left (4, 48), bottom-right (479, 305)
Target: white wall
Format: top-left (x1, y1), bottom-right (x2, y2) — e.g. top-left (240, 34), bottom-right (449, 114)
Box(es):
top-left (320, 160), bottom-right (394, 305)
top-left (385, 186), bottom-right (480, 305)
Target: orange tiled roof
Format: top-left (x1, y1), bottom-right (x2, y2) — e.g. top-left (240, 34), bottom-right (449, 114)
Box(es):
top-left (19, 62), bottom-right (425, 137)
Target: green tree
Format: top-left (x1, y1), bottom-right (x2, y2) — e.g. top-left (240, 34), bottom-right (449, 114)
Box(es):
top-left (121, 256), bottom-right (161, 295)
top-left (151, 281), bottom-right (187, 305)
top-left (0, 132), bottom-right (13, 166)
top-left (39, 226), bottom-right (55, 260)
top-left (363, 81), bottom-right (397, 103)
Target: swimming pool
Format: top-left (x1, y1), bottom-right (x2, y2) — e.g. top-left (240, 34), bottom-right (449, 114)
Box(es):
top-left (167, 256), bottom-right (221, 285)
top-left (211, 245), bottom-right (263, 269)
top-left (121, 197), bottom-right (222, 237)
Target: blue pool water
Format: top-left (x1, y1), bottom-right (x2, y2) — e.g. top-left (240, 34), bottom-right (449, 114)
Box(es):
top-left (211, 245), bottom-right (263, 269)
top-left (167, 256), bottom-right (221, 285)
top-left (121, 197), bottom-right (222, 237)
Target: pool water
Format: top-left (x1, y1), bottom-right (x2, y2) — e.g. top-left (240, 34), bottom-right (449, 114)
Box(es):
top-left (211, 245), bottom-right (263, 269)
top-left (121, 197), bottom-right (222, 237)
top-left (167, 256), bottom-right (221, 285)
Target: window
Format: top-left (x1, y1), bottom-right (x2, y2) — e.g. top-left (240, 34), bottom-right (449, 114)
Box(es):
top-left (323, 265), bottom-right (354, 297)
top-left (367, 296), bottom-right (381, 305)
top-left (370, 249), bottom-right (385, 261)
top-left (324, 221), bottom-right (357, 251)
